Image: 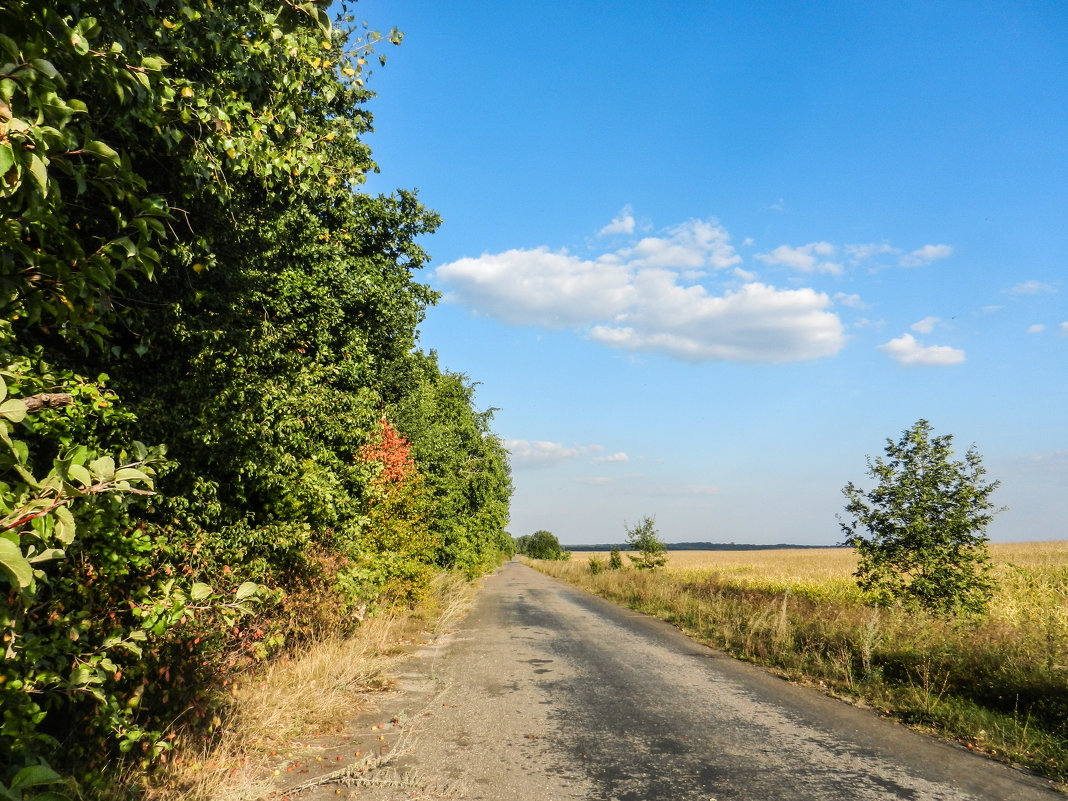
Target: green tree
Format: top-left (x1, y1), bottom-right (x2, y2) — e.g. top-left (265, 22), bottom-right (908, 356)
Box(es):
top-left (625, 515), bottom-right (667, 569)
top-left (521, 530), bottom-right (567, 560)
top-left (0, 0), bottom-right (511, 790)
top-left (608, 548), bottom-right (623, 570)
top-left (839, 419), bottom-right (1003, 614)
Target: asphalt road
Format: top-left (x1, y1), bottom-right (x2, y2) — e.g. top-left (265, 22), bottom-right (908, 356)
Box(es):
top-left (283, 560), bottom-right (1064, 801)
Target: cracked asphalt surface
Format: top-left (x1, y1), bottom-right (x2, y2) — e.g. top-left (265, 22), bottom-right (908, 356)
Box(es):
top-left (279, 560), bottom-right (1063, 800)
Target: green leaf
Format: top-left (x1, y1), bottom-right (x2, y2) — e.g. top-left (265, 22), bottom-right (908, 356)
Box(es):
top-left (83, 139), bottom-right (120, 165)
top-left (10, 764), bottom-right (62, 789)
top-left (67, 463), bottom-right (92, 487)
top-left (0, 142), bottom-right (14, 177)
top-left (70, 666), bottom-right (93, 685)
top-left (140, 55), bottom-right (169, 71)
top-left (27, 548), bottom-right (65, 563)
top-left (234, 581), bottom-right (258, 601)
top-left (0, 537), bottom-right (33, 589)
top-left (54, 505), bottom-right (75, 545)
top-left (114, 467), bottom-right (153, 486)
top-left (112, 237), bottom-right (137, 258)
top-left (0, 398), bottom-right (27, 423)
top-left (190, 581), bottom-right (212, 601)
top-left (28, 153), bottom-right (48, 193)
top-left (88, 455), bottom-right (115, 481)
top-left (31, 58), bottom-right (59, 79)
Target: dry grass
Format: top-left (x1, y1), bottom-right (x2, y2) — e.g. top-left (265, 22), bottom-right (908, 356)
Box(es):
top-left (144, 572), bottom-right (477, 801)
top-left (540, 542), bottom-right (1068, 784)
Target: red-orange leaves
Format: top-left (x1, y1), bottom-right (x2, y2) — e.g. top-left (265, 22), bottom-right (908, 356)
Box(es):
top-left (358, 419), bottom-right (414, 484)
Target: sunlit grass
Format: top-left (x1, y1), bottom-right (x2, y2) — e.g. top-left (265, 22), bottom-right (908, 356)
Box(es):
top-left (534, 542), bottom-right (1068, 785)
top-left (143, 573), bottom-right (476, 801)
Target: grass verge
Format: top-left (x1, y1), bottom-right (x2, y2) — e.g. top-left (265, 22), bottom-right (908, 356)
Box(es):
top-left (139, 571), bottom-right (477, 801)
top-left (528, 548), bottom-right (1068, 787)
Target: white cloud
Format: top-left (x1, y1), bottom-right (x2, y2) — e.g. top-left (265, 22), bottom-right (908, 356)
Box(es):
top-left (734, 267), bottom-right (757, 281)
top-left (910, 316), bottom-right (940, 334)
top-left (768, 198), bottom-right (786, 211)
top-left (899, 244), bottom-right (953, 267)
top-left (504, 439), bottom-right (602, 468)
top-left (436, 218), bottom-right (846, 364)
top-left (577, 476), bottom-right (612, 485)
top-left (834, 292), bottom-right (867, 309)
top-left (588, 282), bottom-right (845, 363)
top-left (617, 218), bottom-right (741, 270)
top-left (852, 317), bottom-right (886, 329)
top-left (1028, 324), bottom-right (1045, 334)
top-left (436, 248), bottom-right (635, 328)
top-left (1060, 322), bottom-right (1068, 334)
top-left (845, 243), bottom-right (899, 262)
top-left (981, 305), bottom-right (1003, 313)
top-left (878, 333), bottom-right (965, 366)
top-left (1007, 280), bottom-right (1056, 295)
top-left (591, 452), bottom-right (629, 464)
top-left (755, 242), bottom-right (843, 275)
top-left (598, 205), bottom-right (636, 236)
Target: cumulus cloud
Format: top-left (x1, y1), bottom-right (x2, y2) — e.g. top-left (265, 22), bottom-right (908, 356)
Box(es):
top-left (589, 282), bottom-right (844, 363)
top-left (435, 217), bottom-right (846, 364)
top-left (1007, 280), bottom-right (1056, 295)
top-left (1061, 322), bottom-right (1068, 334)
top-left (755, 241), bottom-right (843, 275)
top-left (900, 244), bottom-right (953, 267)
top-left (910, 316), bottom-right (940, 334)
top-left (598, 205), bottom-right (636, 236)
top-left (591, 452), bottom-right (629, 464)
top-left (437, 248), bottom-right (635, 328)
top-left (504, 439), bottom-right (602, 468)
top-left (1028, 324), bottom-right (1045, 334)
top-left (878, 333), bottom-right (965, 366)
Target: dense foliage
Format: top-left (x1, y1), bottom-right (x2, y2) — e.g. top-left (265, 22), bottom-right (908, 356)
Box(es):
top-left (840, 420), bottom-right (1001, 614)
top-left (0, 0), bottom-right (511, 794)
top-left (515, 530), bottom-right (568, 561)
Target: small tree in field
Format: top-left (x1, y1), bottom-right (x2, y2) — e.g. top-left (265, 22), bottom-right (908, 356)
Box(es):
top-left (839, 419), bottom-right (1004, 614)
top-left (625, 516), bottom-right (667, 570)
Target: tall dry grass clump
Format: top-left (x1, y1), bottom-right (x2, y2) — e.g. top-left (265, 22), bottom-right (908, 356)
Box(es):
top-left (530, 543), bottom-right (1068, 784)
top-left (144, 572), bottom-right (475, 801)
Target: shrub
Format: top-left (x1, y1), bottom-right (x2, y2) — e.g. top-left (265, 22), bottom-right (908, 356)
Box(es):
top-left (625, 516), bottom-right (667, 570)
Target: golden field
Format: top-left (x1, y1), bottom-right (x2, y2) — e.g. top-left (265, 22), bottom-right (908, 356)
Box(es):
top-left (577, 542), bottom-right (1068, 627)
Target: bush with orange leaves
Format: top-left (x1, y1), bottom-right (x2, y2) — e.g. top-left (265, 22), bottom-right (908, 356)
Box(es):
top-left (356, 419), bottom-right (438, 603)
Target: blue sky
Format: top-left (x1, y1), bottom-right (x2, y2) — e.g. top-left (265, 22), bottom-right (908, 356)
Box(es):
top-left (352, 1), bottom-right (1067, 545)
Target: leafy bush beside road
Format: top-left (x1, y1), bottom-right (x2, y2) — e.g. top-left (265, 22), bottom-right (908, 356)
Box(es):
top-left (0, 2), bottom-right (511, 794)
